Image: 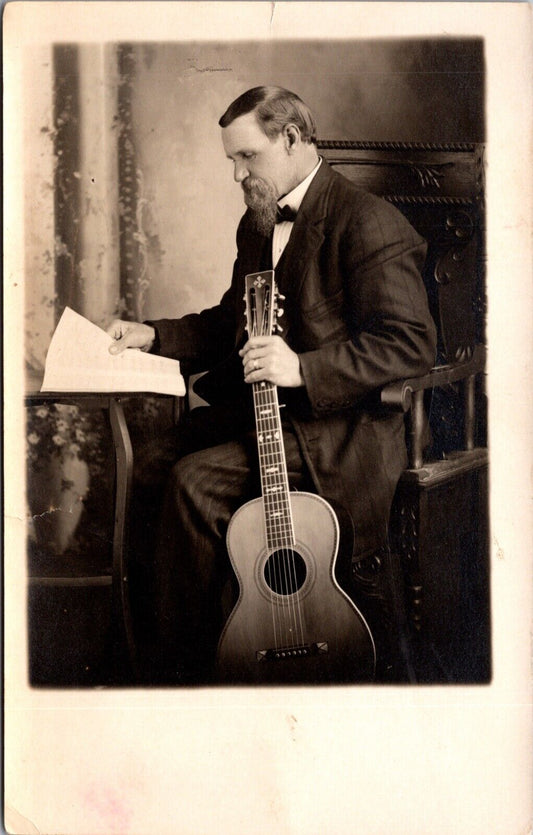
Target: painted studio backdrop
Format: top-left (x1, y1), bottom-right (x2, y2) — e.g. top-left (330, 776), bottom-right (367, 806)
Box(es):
top-left (25, 39), bottom-right (485, 685)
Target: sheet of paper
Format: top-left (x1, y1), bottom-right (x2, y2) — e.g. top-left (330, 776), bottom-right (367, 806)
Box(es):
top-left (41, 307), bottom-right (186, 397)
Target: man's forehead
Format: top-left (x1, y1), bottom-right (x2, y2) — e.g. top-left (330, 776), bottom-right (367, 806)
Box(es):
top-left (221, 112), bottom-right (272, 156)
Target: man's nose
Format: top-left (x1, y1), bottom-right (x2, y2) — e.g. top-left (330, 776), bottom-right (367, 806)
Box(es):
top-left (234, 161), bottom-right (249, 183)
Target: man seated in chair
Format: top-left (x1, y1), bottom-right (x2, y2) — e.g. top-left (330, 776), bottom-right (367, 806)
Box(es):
top-left (107, 86), bottom-right (437, 684)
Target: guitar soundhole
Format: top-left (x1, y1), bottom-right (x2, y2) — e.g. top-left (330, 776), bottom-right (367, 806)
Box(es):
top-left (264, 549), bottom-right (307, 596)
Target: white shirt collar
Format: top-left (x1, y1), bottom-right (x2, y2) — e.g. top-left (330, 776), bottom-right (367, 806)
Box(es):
top-left (277, 156), bottom-right (322, 214)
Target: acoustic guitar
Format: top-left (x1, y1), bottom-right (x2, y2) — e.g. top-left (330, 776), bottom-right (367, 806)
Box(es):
top-left (216, 270), bottom-right (376, 685)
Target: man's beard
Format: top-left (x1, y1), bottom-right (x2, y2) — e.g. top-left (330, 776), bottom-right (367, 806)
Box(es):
top-left (241, 177), bottom-right (278, 237)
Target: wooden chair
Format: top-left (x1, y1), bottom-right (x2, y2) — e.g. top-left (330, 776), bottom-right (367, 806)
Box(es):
top-left (318, 140), bottom-right (490, 683)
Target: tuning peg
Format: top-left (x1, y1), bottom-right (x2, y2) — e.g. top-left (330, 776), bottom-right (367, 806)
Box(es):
top-left (278, 293), bottom-right (286, 301)
top-left (275, 323), bottom-right (284, 333)
top-left (276, 308), bottom-right (284, 318)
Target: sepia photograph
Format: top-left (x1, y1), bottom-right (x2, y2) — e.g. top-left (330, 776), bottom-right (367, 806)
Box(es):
top-left (4, 3), bottom-right (532, 834)
top-left (24, 35), bottom-right (488, 690)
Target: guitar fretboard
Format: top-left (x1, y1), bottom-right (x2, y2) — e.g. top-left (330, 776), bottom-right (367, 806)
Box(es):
top-left (253, 380), bottom-right (295, 550)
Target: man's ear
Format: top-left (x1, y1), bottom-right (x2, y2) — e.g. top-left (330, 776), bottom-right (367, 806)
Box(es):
top-left (283, 124), bottom-right (300, 152)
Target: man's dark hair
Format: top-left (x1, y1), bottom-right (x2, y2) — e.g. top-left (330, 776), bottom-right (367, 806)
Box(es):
top-left (219, 86), bottom-right (317, 145)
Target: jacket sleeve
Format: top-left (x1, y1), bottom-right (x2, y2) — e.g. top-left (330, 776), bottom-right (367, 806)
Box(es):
top-left (149, 288), bottom-right (235, 371)
top-left (298, 194), bottom-right (437, 417)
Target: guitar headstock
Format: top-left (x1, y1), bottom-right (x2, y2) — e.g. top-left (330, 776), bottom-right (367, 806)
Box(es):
top-left (244, 271), bottom-right (284, 338)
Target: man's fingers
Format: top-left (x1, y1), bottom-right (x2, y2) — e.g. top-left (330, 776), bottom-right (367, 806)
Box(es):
top-left (245, 356), bottom-right (265, 375)
top-left (108, 323), bottom-right (137, 354)
top-left (239, 336), bottom-right (277, 356)
top-left (243, 349), bottom-right (267, 365)
top-left (106, 319), bottom-right (124, 338)
top-left (107, 321), bottom-right (155, 354)
top-left (244, 365), bottom-right (272, 384)
top-left (109, 335), bottom-right (131, 355)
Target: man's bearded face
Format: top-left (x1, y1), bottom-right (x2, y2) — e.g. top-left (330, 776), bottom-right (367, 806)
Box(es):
top-left (222, 112), bottom-right (294, 234)
top-left (241, 176), bottom-right (278, 236)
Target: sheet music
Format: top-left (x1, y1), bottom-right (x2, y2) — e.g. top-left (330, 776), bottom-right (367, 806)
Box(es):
top-left (41, 307), bottom-right (186, 397)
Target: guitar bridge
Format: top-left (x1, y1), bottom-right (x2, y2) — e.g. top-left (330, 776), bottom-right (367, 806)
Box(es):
top-left (256, 642), bottom-right (329, 662)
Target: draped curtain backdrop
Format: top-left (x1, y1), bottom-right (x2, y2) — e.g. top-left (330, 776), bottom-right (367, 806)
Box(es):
top-left (26, 43), bottom-right (149, 369)
top-left (24, 38), bottom-right (484, 370)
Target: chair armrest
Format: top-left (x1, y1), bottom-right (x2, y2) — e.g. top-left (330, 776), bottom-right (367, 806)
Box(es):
top-left (380, 344), bottom-right (486, 412)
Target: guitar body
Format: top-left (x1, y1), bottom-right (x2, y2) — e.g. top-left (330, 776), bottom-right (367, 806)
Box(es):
top-left (217, 492), bottom-right (376, 685)
top-left (217, 270), bottom-right (376, 685)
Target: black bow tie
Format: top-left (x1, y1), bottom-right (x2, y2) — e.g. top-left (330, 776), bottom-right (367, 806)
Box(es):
top-left (276, 205), bottom-right (298, 224)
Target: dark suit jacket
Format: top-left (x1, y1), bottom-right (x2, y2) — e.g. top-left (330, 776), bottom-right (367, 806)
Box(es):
top-left (152, 160), bottom-right (437, 557)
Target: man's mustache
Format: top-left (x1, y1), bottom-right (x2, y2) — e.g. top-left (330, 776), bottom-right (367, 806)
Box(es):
top-left (241, 176), bottom-right (274, 195)
top-left (241, 177), bottom-right (263, 194)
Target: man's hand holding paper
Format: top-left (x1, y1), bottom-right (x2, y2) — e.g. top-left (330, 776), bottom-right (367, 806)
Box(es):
top-left (107, 320), bottom-right (156, 355)
top-left (41, 307), bottom-right (185, 397)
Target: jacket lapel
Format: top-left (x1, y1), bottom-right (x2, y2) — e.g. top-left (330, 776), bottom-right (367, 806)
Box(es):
top-left (276, 160), bottom-right (333, 302)
top-left (272, 161), bottom-right (335, 340)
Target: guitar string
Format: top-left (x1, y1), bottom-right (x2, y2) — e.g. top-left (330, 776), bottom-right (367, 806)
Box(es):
top-left (254, 382), bottom-right (300, 648)
top-left (256, 290), bottom-right (293, 648)
top-left (254, 287), bottom-right (290, 648)
top-left (257, 382), bottom-right (305, 649)
top-left (255, 385), bottom-right (290, 640)
top-left (251, 291), bottom-right (282, 651)
top-left (252, 285), bottom-right (303, 649)
top-left (253, 285), bottom-right (305, 648)
top-left (261, 281), bottom-right (306, 649)
top-left (253, 290), bottom-right (289, 649)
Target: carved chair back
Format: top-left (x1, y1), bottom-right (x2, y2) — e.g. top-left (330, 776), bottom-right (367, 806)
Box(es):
top-left (318, 140), bottom-right (486, 462)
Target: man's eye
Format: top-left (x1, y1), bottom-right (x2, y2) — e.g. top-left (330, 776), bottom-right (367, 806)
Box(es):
top-left (243, 153), bottom-right (256, 160)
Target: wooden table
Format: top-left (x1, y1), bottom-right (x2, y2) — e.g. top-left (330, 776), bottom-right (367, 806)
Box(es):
top-left (25, 374), bottom-right (180, 682)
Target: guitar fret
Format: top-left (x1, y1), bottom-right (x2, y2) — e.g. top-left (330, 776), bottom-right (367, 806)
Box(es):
top-left (246, 275), bottom-right (295, 547)
top-left (265, 504), bottom-right (288, 512)
top-left (261, 455), bottom-right (288, 469)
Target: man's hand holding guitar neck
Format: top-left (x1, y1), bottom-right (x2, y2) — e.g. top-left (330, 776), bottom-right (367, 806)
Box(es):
top-left (240, 335), bottom-right (304, 387)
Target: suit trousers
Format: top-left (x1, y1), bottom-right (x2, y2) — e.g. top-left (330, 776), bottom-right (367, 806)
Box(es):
top-left (151, 403), bottom-right (314, 684)
top-left (135, 402), bottom-right (412, 684)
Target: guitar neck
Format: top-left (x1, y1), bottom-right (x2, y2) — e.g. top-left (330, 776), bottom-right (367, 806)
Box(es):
top-left (252, 380), bottom-right (295, 550)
